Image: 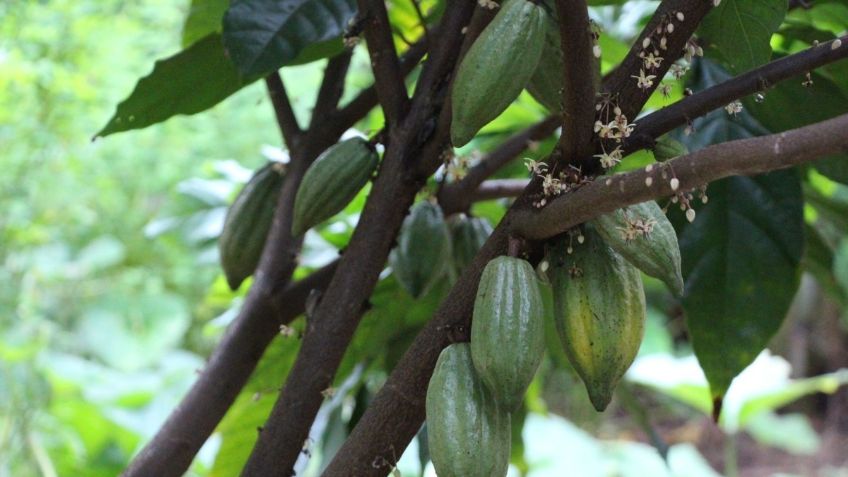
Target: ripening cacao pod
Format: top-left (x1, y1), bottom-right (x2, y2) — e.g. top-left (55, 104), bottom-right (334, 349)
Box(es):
top-left (390, 201), bottom-right (452, 298)
top-left (219, 162), bottom-right (285, 290)
top-left (450, 0), bottom-right (546, 146)
top-left (547, 227), bottom-right (646, 411)
top-left (471, 256), bottom-right (545, 411)
top-left (291, 137), bottom-right (378, 236)
top-left (591, 201), bottom-right (684, 296)
top-left (653, 135), bottom-right (689, 162)
top-left (450, 215), bottom-right (493, 275)
top-left (426, 343), bottom-right (511, 477)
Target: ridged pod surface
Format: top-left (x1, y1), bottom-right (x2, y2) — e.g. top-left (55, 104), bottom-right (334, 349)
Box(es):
top-left (591, 200), bottom-right (684, 296)
top-left (450, 215), bottom-right (493, 275)
top-left (450, 0), bottom-right (546, 146)
top-left (390, 201), bottom-right (452, 298)
top-left (219, 162), bottom-right (285, 290)
top-left (426, 343), bottom-right (511, 477)
top-left (471, 256), bottom-right (545, 411)
top-left (653, 135), bottom-right (689, 162)
top-left (548, 228), bottom-right (646, 411)
top-left (291, 137), bottom-right (378, 235)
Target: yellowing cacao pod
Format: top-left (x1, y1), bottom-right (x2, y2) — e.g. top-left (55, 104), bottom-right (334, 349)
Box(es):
top-left (450, 215), bottom-right (493, 275)
top-left (547, 227), bottom-right (646, 411)
top-left (591, 200), bottom-right (684, 296)
top-left (291, 137), bottom-right (378, 236)
top-left (471, 256), bottom-right (545, 411)
top-left (219, 162), bottom-right (285, 290)
top-left (426, 343), bottom-right (511, 477)
top-left (390, 201), bottom-right (452, 298)
top-left (451, 0), bottom-right (546, 146)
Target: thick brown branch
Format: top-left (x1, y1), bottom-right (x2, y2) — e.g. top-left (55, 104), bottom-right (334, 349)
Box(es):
top-left (437, 115), bottom-right (559, 212)
top-left (119, 262), bottom-right (336, 477)
top-left (358, 0), bottom-right (409, 127)
top-left (469, 178), bottom-right (529, 202)
top-left (239, 3), bottom-right (476, 476)
top-left (555, 0), bottom-right (596, 162)
top-left (602, 0), bottom-right (714, 120)
top-left (625, 36), bottom-right (848, 153)
top-left (325, 113), bottom-right (848, 475)
top-left (265, 72), bottom-right (303, 148)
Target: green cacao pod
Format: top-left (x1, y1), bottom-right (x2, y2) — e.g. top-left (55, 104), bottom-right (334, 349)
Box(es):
top-left (219, 162), bottom-right (285, 290)
top-left (471, 256), bottom-right (545, 411)
top-left (426, 343), bottom-right (511, 477)
top-left (390, 201), bottom-right (452, 298)
top-left (450, 215), bottom-right (493, 275)
top-left (653, 135), bottom-right (689, 162)
top-left (291, 137), bottom-right (378, 236)
top-left (591, 200), bottom-right (684, 296)
top-left (547, 227), bottom-right (646, 411)
top-left (450, 0), bottom-right (546, 147)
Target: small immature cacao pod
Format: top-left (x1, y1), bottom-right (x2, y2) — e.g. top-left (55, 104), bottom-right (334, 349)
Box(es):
top-left (426, 343), bottom-right (511, 477)
top-left (219, 162), bottom-right (285, 290)
top-left (291, 137), bottom-right (378, 236)
top-left (547, 227), bottom-right (646, 411)
top-left (450, 215), bottom-right (493, 275)
top-left (390, 201), bottom-right (452, 298)
top-left (591, 200), bottom-right (685, 296)
top-left (450, 0), bottom-right (546, 147)
top-left (471, 256), bottom-right (545, 411)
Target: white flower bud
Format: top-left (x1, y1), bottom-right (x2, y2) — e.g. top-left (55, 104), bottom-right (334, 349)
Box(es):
top-left (686, 208), bottom-right (696, 222)
top-left (670, 178), bottom-right (680, 191)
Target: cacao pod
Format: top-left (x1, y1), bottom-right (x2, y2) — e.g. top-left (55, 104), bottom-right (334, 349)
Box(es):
top-left (390, 201), bottom-right (452, 298)
top-left (591, 200), bottom-right (684, 296)
top-left (471, 256), bottom-right (545, 411)
top-left (219, 162), bottom-right (285, 290)
top-left (450, 215), bottom-right (493, 275)
top-left (653, 135), bottom-right (689, 162)
top-left (426, 343), bottom-right (511, 477)
top-left (291, 137), bottom-right (378, 236)
top-left (450, 0), bottom-right (546, 147)
top-left (547, 227), bottom-right (646, 411)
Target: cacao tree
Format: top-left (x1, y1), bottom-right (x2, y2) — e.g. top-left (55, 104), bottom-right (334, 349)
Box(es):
top-left (87, 0), bottom-right (848, 475)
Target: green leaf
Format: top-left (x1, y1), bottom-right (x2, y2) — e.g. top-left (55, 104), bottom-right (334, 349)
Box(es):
top-left (699, 0), bottom-right (787, 74)
top-left (182, 0), bottom-right (229, 47)
top-left (222, 0), bottom-right (357, 78)
top-left (680, 169), bottom-right (803, 405)
top-left (95, 33), bottom-right (247, 138)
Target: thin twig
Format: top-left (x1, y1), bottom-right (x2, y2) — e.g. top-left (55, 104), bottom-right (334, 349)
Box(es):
top-left (310, 51), bottom-right (354, 129)
top-left (264, 72), bottom-right (303, 148)
top-left (357, 0), bottom-right (410, 127)
top-left (625, 35), bottom-right (848, 154)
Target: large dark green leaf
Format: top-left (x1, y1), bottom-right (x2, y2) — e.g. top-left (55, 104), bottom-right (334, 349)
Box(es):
top-left (182, 0), bottom-right (229, 47)
top-left (681, 170), bottom-right (803, 410)
top-left (95, 34), bottom-right (247, 138)
top-left (699, 0), bottom-right (786, 74)
top-left (223, 0), bottom-right (357, 78)
top-left (674, 59), bottom-right (804, 413)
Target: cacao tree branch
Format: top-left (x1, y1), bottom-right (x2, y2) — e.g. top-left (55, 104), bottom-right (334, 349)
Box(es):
top-left (357, 0), bottom-right (410, 127)
top-left (602, 0), bottom-right (714, 120)
top-left (324, 112), bottom-right (848, 476)
top-left (554, 0), bottom-right (596, 162)
top-left (239, 3), bottom-right (477, 476)
top-left (469, 178), bottom-right (530, 202)
top-left (625, 35), bottom-right (848, 153)
top-left (265, 72), bottom-right (303, 148)
top-left (437, 115), bottom-right (559, 212)
top-left (310, 51), bottom-right (354, 129)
